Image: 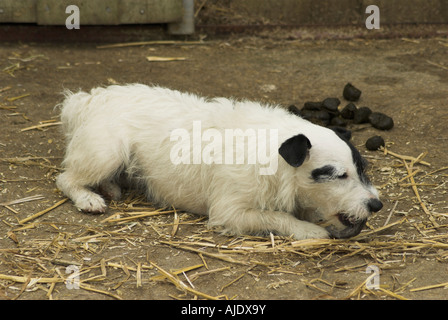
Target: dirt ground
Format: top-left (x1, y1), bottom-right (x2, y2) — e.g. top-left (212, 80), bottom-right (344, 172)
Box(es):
top-left (0, 31), bottom-right (447, 301)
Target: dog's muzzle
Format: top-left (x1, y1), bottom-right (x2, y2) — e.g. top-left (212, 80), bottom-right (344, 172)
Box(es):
top-left (326, 199), bottom-right (383, 239)
top-left (326, 213), bottom-right (367, 239)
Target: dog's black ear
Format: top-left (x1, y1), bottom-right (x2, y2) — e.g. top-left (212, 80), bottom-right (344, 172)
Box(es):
top-left (279, 134), bottom-right (312, 167)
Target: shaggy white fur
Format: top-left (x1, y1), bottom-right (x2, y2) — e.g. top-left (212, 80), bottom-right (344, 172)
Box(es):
top-left (56, 84), bottom-right (382, 239)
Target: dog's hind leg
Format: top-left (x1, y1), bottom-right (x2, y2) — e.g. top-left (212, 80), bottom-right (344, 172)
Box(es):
top-left (57, 134), bottom-right (127, 213)
top-left (56, 171), bottom-right (108, 213)
top-left (98, 179), bottom-right (122, 201)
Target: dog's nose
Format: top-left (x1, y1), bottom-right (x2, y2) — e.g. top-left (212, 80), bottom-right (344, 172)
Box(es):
top-left (367, 198), bottom-right (383, 213)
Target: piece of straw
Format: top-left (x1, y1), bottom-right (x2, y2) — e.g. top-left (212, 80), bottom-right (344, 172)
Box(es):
top-left (21, 121), bottom-right (62, 132)
top-left (18, 198), bottom-right (68, 224)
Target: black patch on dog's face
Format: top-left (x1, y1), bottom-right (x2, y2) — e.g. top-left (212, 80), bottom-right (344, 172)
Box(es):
top-left (348, 142), bottom-right (369, 184)
top-left (311, 165), bottom-right (348, 183)
top-left (311, 165), bottom-right (338, 182)
top-left (331, 129), bottom-right (370, 185)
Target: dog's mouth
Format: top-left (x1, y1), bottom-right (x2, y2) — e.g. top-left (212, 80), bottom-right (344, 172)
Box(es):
top-left (326, 213), bottom-right (367, 239)
top-left (337, 213), bottom-right (357, 227)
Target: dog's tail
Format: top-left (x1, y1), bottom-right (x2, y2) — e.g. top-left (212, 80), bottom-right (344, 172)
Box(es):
top-left (58, 89), bottom-right (86, 139)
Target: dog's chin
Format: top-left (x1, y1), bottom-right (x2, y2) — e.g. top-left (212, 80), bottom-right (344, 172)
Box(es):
top-left (325, 213), bottom-right (367, 239)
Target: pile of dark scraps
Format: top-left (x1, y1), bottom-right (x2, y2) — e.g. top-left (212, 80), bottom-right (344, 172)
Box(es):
top-left (288, 83), bottom-right (394, 150)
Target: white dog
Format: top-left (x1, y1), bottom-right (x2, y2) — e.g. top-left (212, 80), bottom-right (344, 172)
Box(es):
top-left (56, 84), bottom-right (382, 240)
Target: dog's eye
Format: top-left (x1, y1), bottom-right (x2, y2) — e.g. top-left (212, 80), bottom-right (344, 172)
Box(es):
top-left (338, 173), bottom-right (348, 179)
top-left (311, 166), bottom-right (348, 183)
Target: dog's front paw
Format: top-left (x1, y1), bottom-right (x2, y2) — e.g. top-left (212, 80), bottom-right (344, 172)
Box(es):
top-left (75, 193), bottom-right (107, 214)
top-left (292, 222), bottom-right (330, 240)
top-left (304, 225), bottom-right (330, 240)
